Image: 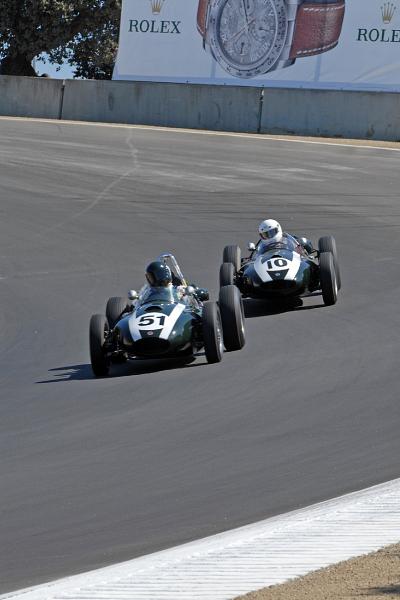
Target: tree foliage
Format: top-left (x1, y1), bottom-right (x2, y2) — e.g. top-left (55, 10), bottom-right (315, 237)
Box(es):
top-left (0, 1), bottom-right (121, 78)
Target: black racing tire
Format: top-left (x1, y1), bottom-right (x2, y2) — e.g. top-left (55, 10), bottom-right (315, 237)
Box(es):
top-left (202, 301), bottom-right (223, 364)
top-left (89, 314), bottom-right (110, 377)
top-left (219, 285), bottom-right (246, 351)
top-left (220, 262), bottom-right (235, 287)
top-left (223, 245), bottom-right (241, 272)
top-left (319, 252), bottom-right (338, 306)
top-left (318, 236), bottom-right (341, 290)
top-left (106, 296), bottom-right (128, 328)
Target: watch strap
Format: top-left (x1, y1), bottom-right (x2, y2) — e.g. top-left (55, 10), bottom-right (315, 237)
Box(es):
top-left (197, 0), bottom-right (209, 37)
top-left (290, 1), bottom-right (345, 59)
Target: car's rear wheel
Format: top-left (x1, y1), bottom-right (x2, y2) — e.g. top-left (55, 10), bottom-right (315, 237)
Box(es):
top-left (220, 262), bottom-right (235, 287)
top-left (106, 296), bottom-right (128, 328)
top-left (89, 314), bottom-right (110, 376)
top-left (219, 285), bottom-right (245, 351)
top-left (318, 236), bottom-right (341, 290)
top-left (223, 245), bottom-right (241, 272)
top-left (202, 302), bottom-right (223, 364)
top-left (319, 252), bottom-right (338, 306)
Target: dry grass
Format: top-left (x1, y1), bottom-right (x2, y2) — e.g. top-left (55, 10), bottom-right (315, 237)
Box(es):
top-left (235, 543), bottom-right (400, 600)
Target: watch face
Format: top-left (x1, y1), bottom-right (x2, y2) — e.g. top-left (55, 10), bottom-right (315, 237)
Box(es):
top-left (208, 0), bottom-right (288, 78)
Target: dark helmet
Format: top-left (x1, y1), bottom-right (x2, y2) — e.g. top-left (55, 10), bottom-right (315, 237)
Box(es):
top-left (145, 261), bottom-right (172, 287)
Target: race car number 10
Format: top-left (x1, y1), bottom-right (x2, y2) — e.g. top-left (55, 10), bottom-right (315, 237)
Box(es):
top-left (265, 258), bottom-right (288, 270)
top-left (138, 314), bottom-right (166, 328)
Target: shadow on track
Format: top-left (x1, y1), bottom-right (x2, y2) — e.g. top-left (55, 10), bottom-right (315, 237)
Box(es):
top-left (364, 585), bottom-right (400, 596)
top-left (243, 297), bottom-right (325, 319)
top-left (36, 355), bottom-right (201, 383)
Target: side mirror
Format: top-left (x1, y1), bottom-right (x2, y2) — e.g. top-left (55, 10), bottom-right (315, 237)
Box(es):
top-left (128, 289), bottom-right (139, 301)
top-left (195, 288), bottom-right (209, 302)
top-left (247, 242), bottom-right (256, 251)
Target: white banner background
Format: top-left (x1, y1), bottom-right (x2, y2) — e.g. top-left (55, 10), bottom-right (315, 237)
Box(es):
top-left (113, 0), bottom-right (400, 90)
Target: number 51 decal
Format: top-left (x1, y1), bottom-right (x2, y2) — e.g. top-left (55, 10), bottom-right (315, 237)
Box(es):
top-left (138, 314), bottom-right (166, 329)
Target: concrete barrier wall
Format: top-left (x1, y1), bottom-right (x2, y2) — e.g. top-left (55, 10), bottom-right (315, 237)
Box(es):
top-left (0, 75), bottom-right (64, 119)
top-left (0, 75), bottom-right (399, 141)
top-left (61, 79), bottom-right (262, 133)
top-left (261, 88), bottom-right (400, 141)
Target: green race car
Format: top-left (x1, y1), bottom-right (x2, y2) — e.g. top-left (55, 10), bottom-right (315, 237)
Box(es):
top-left (89, 253), bottom-right (245, 376)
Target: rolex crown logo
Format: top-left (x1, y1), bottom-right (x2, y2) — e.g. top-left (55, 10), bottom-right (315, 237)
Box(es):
top-left (150, 0), bottom-right (164, 14)
top-left (381, 2), bottom-right (396, 24)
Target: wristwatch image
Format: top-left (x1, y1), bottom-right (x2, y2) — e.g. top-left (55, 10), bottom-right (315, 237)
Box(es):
top-left (197, 0), bottom-right (345, 79)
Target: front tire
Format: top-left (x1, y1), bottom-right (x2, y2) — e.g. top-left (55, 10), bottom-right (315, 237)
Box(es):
top-left (319, 252), bottom-right (338, 306)
top-left (106, 296), bottom-right (128, 328)
top-left (318, 236), bottom-right (341, 290)
top-left (220, 262), bottom-right (235, 287)
top-left (223, 245), bottom-right (241, 271)
top-left (89, 314), bottom-right (110, 377)
top-left (219, 285), bottom-right (246, 351)
top-left (202, 302), bottom-right (223, 364)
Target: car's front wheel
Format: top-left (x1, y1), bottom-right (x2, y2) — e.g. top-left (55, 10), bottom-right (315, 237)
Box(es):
top-left (318, 235), bottom-right (341, 290)
top-left (220, 262), bottom-right (235, 287)
top-left (106, 296), bottom-right (129, 328)
top-left (219, 285), bottom-right (245, 351)
top-left (320, 252), bottom-right (338, 306)
top-left (89, 314), bottom-right (110, 377)
top-left (223, 245), bottom-right (241, 272)
top-left (202, 302), bottom-right (223, 364)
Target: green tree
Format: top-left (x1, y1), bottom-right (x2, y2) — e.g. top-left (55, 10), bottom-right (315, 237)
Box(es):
top-left (0, 1), bottom-right (121, 78)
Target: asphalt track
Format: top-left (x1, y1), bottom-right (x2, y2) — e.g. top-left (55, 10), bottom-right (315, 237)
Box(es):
top-left (1, 119), bottom-right (400, 594)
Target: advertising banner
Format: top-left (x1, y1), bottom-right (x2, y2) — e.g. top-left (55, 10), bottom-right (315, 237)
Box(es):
top-left (113, 0), bottom-right (400, 91)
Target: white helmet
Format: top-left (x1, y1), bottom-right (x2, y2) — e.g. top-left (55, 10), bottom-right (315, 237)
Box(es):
top-left (258, 219), bottom-right (283, 244)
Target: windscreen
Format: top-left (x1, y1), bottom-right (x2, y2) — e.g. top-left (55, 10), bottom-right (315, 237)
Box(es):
top-left (140, 286), bottom-right (179, 305)
top-left (258, 235), bottom-right (298, 254)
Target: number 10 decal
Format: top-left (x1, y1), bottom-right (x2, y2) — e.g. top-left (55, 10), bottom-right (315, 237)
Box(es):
top-left (138, 314), bottom-right (166, 328)
top-left (266, 258), bottom-right (288, 270)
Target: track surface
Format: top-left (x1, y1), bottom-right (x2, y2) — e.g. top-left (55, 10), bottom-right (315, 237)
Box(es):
top-left (1, 120), bottom-right (399, 593)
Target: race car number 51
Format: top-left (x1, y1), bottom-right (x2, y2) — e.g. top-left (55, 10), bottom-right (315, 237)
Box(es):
top-left (137, 314), bottom-right (166, 329)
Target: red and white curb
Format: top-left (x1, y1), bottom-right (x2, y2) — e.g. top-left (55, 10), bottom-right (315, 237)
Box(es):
top-left (2, 478), bottom-right (400, 600)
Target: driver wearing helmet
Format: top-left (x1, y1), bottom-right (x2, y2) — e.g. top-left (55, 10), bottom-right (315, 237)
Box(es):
top-left (144, 260), bottom-right (186, 298)
top-left (145, 261), bottom-right (175, 287)
top-left (143, 261), bottom-right (204, 305)
top-left (258, 219), bottom-right (314, 255)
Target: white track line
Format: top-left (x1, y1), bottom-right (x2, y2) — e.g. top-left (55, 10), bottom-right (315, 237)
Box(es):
top-left (1, 116), bottom-right (400, 152)
top-left (2, 478), bottom-right (400, 600)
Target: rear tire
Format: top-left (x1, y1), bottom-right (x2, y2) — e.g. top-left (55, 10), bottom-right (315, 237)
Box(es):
top-left (106, 296), bottom-right (128, 328)
top-left (220, 262), bottom-right (235, 287)
top-left (319, 252), bottom-right (338, 306)
top-left (219, 285), bottom-right (246, 351)
top-left (318, 236), bottom-right (341, 290)
top-left (202, 302), bottom-right (223, 364)
top-left (223, 245), bottom-right (241, 272)
top-left (89, 314), bottom-right (110, 377)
